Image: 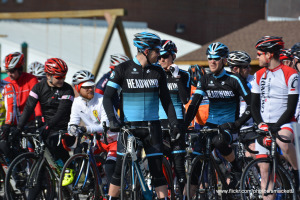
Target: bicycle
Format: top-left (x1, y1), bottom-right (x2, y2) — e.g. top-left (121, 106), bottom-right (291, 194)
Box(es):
top-left (58, 129), bottom-right (108, 200)
top-left (119, 124), bottom-right (175, 200)
top-left (186, 127), bottom-right (258, 200)
top-left (240, 127), bottom-right (297, 200)
top-left (4, 130), bottom-right (68, 200)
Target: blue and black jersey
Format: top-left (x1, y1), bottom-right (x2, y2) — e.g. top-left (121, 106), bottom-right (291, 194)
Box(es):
top-left (185, 69), bottom-right (251, 127)
top-left (103, 57), bottom-right (178, 125)
top-left (159, 69), bottom-right (190, 120)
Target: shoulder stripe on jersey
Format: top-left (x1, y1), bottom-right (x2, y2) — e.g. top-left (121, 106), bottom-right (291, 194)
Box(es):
top-left (29, 91), bottom-right (38, 99)
top-left (107, 81), bottom-right (121, 89)
top-left (194, 89), bottom-right (206, 96)
top-left (61, 95), bottom-right (74, 101)
top-left (225, 73), bottom-right (248, 96)
top-left (281, 65), bottom-right (298, 86)
top-left (180, 69), bottom-right (191, 87)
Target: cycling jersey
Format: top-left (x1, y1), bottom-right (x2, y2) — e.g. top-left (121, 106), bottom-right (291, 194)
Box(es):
top-left (4, 72), bottom-right (42, 122)
top-left (251, 64), bottom-right (298, 123)
top-left (95, 71), bottom-right (120, 109)
top-left (159, 69), bottom-right (190, 120)
top-left (0, 80), bottom-right (17, 126)
top-left (104, 57), bottom-right (178, 125)
top-left (240, 75), bottom-right (254, 128)
top-left (18, 79), bottom-right (74, 131)
top-left (186, 69), bottom-right (251, 126)
top-left (68, 92), bottom-right (118, 144)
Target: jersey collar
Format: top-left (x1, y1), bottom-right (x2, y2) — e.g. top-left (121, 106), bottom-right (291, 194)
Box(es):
top-left (133, 56), bottom-right (142, 66)
top-left (213, 69), bottom-right (226, 79)
top-left (268, 63), bottom-right (283, 72)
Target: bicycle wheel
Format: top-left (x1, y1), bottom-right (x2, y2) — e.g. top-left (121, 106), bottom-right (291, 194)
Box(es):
top-left (240, 158), bottom-right (296, 200)
top-left (187, 155), bottom-right (219, 200)
top-left (58, 153), bottom-right (103, 200)
top-left (161, 156), bottom-right (175, 200)
top-left (121, 153), bottom-right (137, 200)
top-left (5, 152), bottom-right (55, 200)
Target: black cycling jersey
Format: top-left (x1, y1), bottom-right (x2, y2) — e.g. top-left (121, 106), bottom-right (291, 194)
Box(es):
top-left (104, 58), bottom-right (178, 126)
top-left (185, 69), bottom-right (251, 128)
top-left (159, 69), bottom-right (190, 120)
top-left (18, 79), bottom-right (74, 131)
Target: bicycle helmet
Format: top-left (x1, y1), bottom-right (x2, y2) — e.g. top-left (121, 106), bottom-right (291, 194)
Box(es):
top-left (5, 52), bottom-right (24, 70)
top-left (28, 62), bottom-right (46, 77)
top-left (255, 36), bottom-right (284, 53)
top-left (110, 54), bottom-right (130, 70)
top-left (72, 70), bottom-right (95, 92)
top-left (206, 42), bottom-right (229, 58)
top-left (188, 65), bottom-right (206, 87)
top-left (133, 32), bottom-right (161, 51)
top-left (291, 42), bottom-right (300, 59)
top-left (44, 58), bottom-right (68, 76)
top-left (279, 49), bottom-right (292, 61)
top-left (160, 40), bottom-right (177, 55)
top-left (227, 51), bottom-right (251, 67)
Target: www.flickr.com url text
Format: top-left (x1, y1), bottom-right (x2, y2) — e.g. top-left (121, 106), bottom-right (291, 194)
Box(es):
top-left (216, 189), bottom-right (294, 194)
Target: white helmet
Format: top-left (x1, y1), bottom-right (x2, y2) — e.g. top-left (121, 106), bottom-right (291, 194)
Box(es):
top-left (227, 51), bottom-right (251, 67)
top-left (28, 62), bottom-right (46, 77)
top-left (72, 70), bottom-right (95, 86)
top-left (110, 54), bottom-right (130, 69)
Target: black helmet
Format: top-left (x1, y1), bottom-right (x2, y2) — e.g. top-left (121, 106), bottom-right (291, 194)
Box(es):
top-left (255, 36), bottom-right (284, 53)
top-left (291, 42), bottom-right (300, 59)
top-left (160, 40), bottom-right (177, 55)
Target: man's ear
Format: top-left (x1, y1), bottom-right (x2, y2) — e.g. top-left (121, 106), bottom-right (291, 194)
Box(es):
top-left (172, 54), bottom-right (176, 61)
top-left (223, 58), bottom-right (227, 65)
top-left (144, 49), bottom-right (149, 56)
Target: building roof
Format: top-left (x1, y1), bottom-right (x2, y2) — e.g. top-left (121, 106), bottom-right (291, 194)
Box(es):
top-left (0, 19), bottom-right (200, 83)
top-left (176, 20), bottom-right (300, 66)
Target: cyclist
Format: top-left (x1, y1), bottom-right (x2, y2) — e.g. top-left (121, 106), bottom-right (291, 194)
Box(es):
top-left (64, 70), bottom-right (118, 188)
top-left (28, 61), bottom-right (46, 82)
top-left (158, 39), bottom-right (190, 196)
top-left (186, 64), bottom-right (209, 129)
top-left (14, 58), bottom-right (75, 167)
top-left (279, 49), bottom-right (293, 67)
top-left (184, 42), bottom-right (252, 192)
top-left (252, 36), bottom-right (299, 199)
top-left (104, 32), bottom-right (180, 200)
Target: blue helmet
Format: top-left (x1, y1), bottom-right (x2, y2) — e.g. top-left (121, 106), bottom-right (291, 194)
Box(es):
top-left (160, 40), bottom-right (177, 55)
top-left (133, 32), bottom-right (161, 51)
top-left (206, 42), bottom-right (229, 58)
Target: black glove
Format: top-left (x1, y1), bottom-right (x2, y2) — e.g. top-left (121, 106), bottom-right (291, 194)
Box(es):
top-left (269, 125), bottom-right (281, 134)
top-left (109, 117), bottom-right (121, 132)
top-left (171, 124), bottom-right (182, 142)
top-left (219, 122), bottom-right (237, 133)
top-left (38, 125), bottom-right (50, 139)
top-left (0, 124), bottom-right (11, 141)
top-left (8, 127), bottom-right (22, 143)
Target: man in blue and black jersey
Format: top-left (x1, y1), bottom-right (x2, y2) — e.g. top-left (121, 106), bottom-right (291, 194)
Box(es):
top-left (184, 42), bottom-right (252, 191)
top-left (158, 39), bottom-right (190, 197)
top-left (104, 32), bottom-right (181, 200)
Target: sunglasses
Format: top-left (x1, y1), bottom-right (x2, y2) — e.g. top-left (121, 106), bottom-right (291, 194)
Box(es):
top-left (257, 52), bottom-right (265, 57)
top-left (208, 57), bottom-right (222, 61)
top-left (53, 75), bottom-right (65, 80)
top-left (6, 69), bottom-right (17, 73)
top-left (158, 53), bottom-right (170, 60)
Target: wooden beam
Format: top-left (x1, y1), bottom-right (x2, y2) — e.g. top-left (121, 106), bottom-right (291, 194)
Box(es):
top-left (92, 15), bottom-right (117, 78)
top-left (0, 9), bottom-right (125, 19)
top-left (0, 34), bottom-right (7, 37)
top-left (116, 17), bottom-right (132, 59)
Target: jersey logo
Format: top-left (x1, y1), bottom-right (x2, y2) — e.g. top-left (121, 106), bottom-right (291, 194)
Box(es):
top-left (110, 71), bottom-right (115, 79)
top-left (291, 76), bottom-right (298, 91)
top-left (146, 69), bottom-right (150, 73)
top-left (126, 79), bottom-right (159, 89)
top-left (208, 80), bottom-right (214, 86)
top-left (167, 83), bottom-right (178, 90)
top-left (93, 110), bottom-right (101, 124)
top-left (131, 68), bottom-right (139, 74)
top-left (221, 81), bottom-right (225, 85)
top-left (206, 90), bottom-right (234, 98)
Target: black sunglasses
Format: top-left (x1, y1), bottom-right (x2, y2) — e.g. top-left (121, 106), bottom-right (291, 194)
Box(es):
top-left (158, 53), bottom-right (170, 60)
top-left (208, 57), bottom-right (222, 61)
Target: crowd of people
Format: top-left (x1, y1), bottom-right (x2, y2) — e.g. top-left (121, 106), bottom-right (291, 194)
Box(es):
top-left (0, 32), bottom-right (299, 200)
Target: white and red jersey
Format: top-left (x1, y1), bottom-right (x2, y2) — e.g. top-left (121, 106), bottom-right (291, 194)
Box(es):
top-left (251, 64), bottom-right (298, 123)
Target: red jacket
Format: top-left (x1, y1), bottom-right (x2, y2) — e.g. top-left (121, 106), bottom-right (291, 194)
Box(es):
top-left (4, 72), bottom-right (42, 123)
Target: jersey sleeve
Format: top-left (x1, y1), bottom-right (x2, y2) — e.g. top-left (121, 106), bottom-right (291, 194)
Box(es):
top-left (251, 72), bottom-right (261, 94)
top-left (95, 73), bottom-right (109, 95)
top-left (287, 73), bottom-right (299, 95)
top-left (68, 98), bottom-right (82, 127)
top-left (29, 76), bottom-right (42, 117)
top-left (4, 83), bottom-right (17, 125)
top-left (194, 75), bottom-right (207, 96)
top-left (106, 65), bottom-right (123, 90)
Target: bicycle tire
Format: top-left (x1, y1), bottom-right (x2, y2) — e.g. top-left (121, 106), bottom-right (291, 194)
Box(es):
top-left (58, 153), bottom-right (103, 200)
top-left (5, 152), bottom-right (55, 200)
top-left (186, 155), bottom-right (220, 200)
top-left (240, 157), bottom-right (296, 200)
top-left (120, 153), bottom-right (136, 200)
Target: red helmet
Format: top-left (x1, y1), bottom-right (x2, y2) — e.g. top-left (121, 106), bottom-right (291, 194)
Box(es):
top-left (255, 36), bottom-right (284, 53)
top-left (5, 52), bottom-right (24, 70)
top-left (44, 58), bottom-right (68, 76)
